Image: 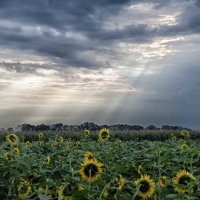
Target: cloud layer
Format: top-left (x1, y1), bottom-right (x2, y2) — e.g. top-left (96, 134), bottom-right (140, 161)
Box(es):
top-left (0, 0), bottom-right (200, 128)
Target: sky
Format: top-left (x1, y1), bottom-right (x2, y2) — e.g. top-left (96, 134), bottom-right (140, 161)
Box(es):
top-left (0, 0), bottom-right (200, 129)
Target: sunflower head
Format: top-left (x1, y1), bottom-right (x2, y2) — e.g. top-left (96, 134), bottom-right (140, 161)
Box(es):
top-left (25, 141), bottom-right (30, 146)
top-left (3, 150), bottom-right (13, 162)
top-left (171, 135), bottom-right (177, 141)
top-left (18, 179), bottom-right (32, 199)
top-left (38, 132), bottom-right (44, 139)
top-left (134, 175), bottom-right (155, 199)
top-left (13, 147), bottom-right (20, 155)
top-left (137, 165), bottom-right (143, 175)
top-left (83, 129), bottom-right (90, 136)
top-left (181, 143), bottom-right (189, 150)
top-left (46, 156), bottom-right (51, 165)
top-left (180, 130), bottom-right (190, 137)
top-left (56, 136), bottom-right (64, 144)
top-left (173, 170), bottom-right (196, 193)
top-left (79, 159), bottom-right (104, 183)
top-left (6, 133), bottom-right (19, 145)
top-left (99, 128), bottom-right (110, 142)
top-left (51, 141), bottom-right (58, 148)
top-left (117, 178), bottom-right (126, 192)
top-left (159, 176), bottom-right (167, 188)
top-left (33, 172), bottom-right (39, 178)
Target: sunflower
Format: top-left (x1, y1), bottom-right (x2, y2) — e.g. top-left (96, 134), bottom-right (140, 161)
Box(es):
top-left (180, 130), bottom-right (189, 137)
top-left (134, 175), bottom-right (155, 199)
top-left (46, 156), bottom-right (51, 165)
top-left (173, 170), bottom-right (196, 193)
top-left (56, 136), bottom-right (64, 144)
top-left (25, 141), bottom-right (30, 146)
top-left (6, 133), bottom-right (19, 145)
top-left (181, 143), bottom-right (189, 150)
top-left (117, 178), bottom-right (126, 192)
top-left (159, 176), bottom-right (167, 188)
top-left (18, 179), bottom-right (32, 199)
top-left (79, 159), bottom-right (103, 182)
top-left (32, 172), bottom-right (39, 178)
top-left (171, 135), bottom-right (177, 142)
top-left (3, 150), bottom-right (13, 162)
top-left (181, 130), bottom-right (190, 137)
top-left (51, 141), bottom-right (58, 148)
top-left (99, 128), bottom-right (110, 142)
top-left (13, 147), bottom-right (20, 155)
top-left (83, 129), bottom-right (90, 136)
top-left (38, 132), bottom-right (44, 139)
top-left (84, 151), bottom-right (96, 161)
top-left (137, 165), bottom-right (143, 175)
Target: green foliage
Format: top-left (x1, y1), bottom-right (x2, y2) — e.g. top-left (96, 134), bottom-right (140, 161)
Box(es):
top-left (0, 130), bottom-right (200, 199)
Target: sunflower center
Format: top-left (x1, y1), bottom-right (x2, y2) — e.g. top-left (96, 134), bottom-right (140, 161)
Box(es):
top-left (101, 132), bottom-right (108, 139)
top-left (84, 164), bottom-right (98, 177)
top-left (85, 131), bottom-right (89, 135)
top-left (179, 175), bottom-right (191, 185)
top-left (140, 181), bottom-right (150, 193)
top-left (20, 185), bottom-right (28, 193)
top-left (10, 136), bottom-right (16, 142)
top-left (161, 178), bottom-right (166, 184)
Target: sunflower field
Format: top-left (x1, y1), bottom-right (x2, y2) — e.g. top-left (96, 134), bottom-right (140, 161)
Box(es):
top-left (1, 129), bottom-right (200, 200)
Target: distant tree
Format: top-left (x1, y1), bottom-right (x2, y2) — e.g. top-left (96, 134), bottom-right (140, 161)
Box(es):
top-left (35, 124), bottom-right (50, 131)
top-left (146, 124), bottom-right (158, 130)
top-left (132, 125), bottom-right (144, 131)
top-left (7, 127), bottom-right (13, 133)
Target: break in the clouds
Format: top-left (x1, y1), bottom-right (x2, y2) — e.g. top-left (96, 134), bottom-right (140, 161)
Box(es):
top-left (0, 0), bottom-right (200, 129)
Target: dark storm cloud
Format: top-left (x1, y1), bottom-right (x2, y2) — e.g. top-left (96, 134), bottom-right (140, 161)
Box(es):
top-left (1, 0), bottom-right (199, 69)
top-left (0, 0), bottom-right (152, 68)
top-left (0, 61), bottom-right (37, 73)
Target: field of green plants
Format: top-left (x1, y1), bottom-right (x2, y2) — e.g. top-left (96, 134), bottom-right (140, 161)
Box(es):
top-left (0, 129), bottom-right (200, 200)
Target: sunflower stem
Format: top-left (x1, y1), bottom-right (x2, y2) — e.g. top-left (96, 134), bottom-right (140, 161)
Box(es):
top-left (98, 182), bottom-right (110, 200)
top-left (158, 150), bottom-right (161, 200)
top-left (88, 169), bottom-right (92, 200)
top-left (132, 185), bottom-right (140, 200)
